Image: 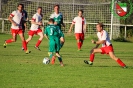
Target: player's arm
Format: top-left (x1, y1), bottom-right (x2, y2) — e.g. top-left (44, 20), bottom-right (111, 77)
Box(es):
top-left (83, 18), bottom-right (87, 34)
top-left (61, 16), bottom-right (65, 27)
top-left (30, 14), bottom-right (42, 26)
top-left (44, 27), bottom-right (49, 40)
top-left (91, 39), bottom-right (106, 45)
top-left (8, 11), bottom-right (17, 26)
top-left (44, 34), bottom-right (49, 40)
top-left (68, 19), bottom-right (75, 33)
top-left (90, 41), bottom-right (100, 54)
top-left (31, 20), bottom-right (42, 26)
top-left (68, 23), bottom-right (74, 33)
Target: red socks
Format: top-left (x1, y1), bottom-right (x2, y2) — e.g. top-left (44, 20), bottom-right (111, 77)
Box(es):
top-left (77, 42), bottom-right (83, 50)
top-left (77, 42), bottom-right (81, 50)
top-left (23, 41), bottom-right (27, 51)
top-left (90, 54), bottom-right (95, 62)
top-left (116, 59), bottom-right (126, 67)
top-left (35, 40), bottom-right (42, 47)
top-left (6, 39), bottom-right (13, 43)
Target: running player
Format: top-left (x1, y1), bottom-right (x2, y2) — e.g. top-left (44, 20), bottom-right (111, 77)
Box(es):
top-left (26, 7), bottom-right (43, 51)
top-left (84, 23), bottom-right (127, 68)
top-left (3, 4), bottom-right (30, 54)
top-left (68, 10), bottom-right (86, 51)
top-left (44, 18), bottom-right (64, 66)
top-left (50, 4), bottom-right (65, 49)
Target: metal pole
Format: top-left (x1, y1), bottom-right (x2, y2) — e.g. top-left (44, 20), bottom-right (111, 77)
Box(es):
top-left (2, 19), bottom-right (4, 33)
top-left (124, 25), bottom-right (126, 38)
top-left (110, 0), bottom-right (114, 40)
top-left (0, 0), bottom-right (1, 17)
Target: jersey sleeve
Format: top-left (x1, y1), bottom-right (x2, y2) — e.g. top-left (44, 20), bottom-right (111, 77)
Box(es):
top-left (31, 14), bottom-right (36, 21)
top-left (72, 17), bottom-right (76, 24)
top-left (101, 31), bottom-right (107, 40)
top-left (10, 11), bottom-right (16, 17)
top-left (44, 27), bottom-right (48, 35)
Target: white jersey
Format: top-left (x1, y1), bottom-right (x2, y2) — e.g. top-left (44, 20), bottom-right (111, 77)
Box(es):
top-left (97, 30), bottom-right (112, 47)
top-left (72, 16), bottom-right (86, 33)
top-left (10, 10), bottom-right (23, 29)
top-left (30, 13), bottom-right (43, 31)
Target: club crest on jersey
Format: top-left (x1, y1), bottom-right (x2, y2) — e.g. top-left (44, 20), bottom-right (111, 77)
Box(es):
top-left (115, 3), bottom-right (127, 17)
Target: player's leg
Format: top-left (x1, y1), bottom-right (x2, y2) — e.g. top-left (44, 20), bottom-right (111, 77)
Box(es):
top-left (75, 33), bottom-right (81, 51)
top-left (49, 40), bottom-right (56, 64)
top-left (109, 52), bottom-right (127, 68)
top-left (80, 33), bottom-right (84, 49)
top-left (60, 31), bottom-right (65, 49)
top-left (35, 31), bottom-right (43, 51)
top-left (18, 32), bottom-right (30, 54)
top-left (56, 52), bottom-right (64, 66)
top-left (25, 30), bottom-right (34, 48)
top-left (84, 48), bottom-right (102, 65)
top-left (3, 29), bottom-right (17, 48)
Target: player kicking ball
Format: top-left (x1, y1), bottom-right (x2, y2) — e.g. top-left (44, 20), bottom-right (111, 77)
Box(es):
top-left (68, 10), bottom-right (86, 51)
top-left (84, 23), bottom-right (127, 68)
top-left (3, 4), bottom-right (30, 54)
top-left (25, 7), bottom-right (43, 51)
top-left (44, 18), bottom-right (64, 66)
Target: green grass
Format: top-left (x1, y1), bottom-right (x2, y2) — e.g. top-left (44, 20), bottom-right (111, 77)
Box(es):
top-left (0, 34), bottom-right (133, 88)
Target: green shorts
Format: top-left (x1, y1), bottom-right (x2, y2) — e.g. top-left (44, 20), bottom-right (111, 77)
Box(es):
top-left (49, 38), bottom-right (60, 52)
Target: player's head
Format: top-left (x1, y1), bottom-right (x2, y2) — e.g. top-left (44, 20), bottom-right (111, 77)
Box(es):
top-left (17, 4), bottom-right (24, 11)
top-left (54, 4), bottom-right (60, 13)
top-left (48, 18), bottom-right (55, 24)
top-left (96, 23), bottom-right (104, 32)
top-left (78, 10), bottom-right (83, 17)
top-left (37, 7), bottom-right (42, 14)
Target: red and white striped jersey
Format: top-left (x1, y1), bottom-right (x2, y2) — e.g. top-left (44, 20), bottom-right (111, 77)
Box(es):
top-left (97, 30), bottom-right (112, 47)
top-left (72, 16), bottom-right (86, 33)
top-left (30, 13), bottom-right (43, 31)
top-left (10, 10), bottom-right (23, 29)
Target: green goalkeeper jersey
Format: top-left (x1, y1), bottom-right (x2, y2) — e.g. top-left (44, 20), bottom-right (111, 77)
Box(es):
top-left (50, 12), bottom-right (63, 29)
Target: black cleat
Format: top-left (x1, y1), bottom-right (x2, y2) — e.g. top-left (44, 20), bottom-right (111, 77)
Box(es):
top-left (34, 46), bottom-right (41, 51)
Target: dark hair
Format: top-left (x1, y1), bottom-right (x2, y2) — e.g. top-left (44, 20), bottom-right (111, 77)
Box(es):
top-left (49, 18), bottom-right (54, 23)
top-left (79, 9), bottom-right (84, 13)
top-left (38, 7), bottom-right (42, 9)
top-left (97, 23), bottom-right (104, 28)
top-left (54, 4), bottom-right (60, 9)
top-left (18, 4), bottom-right (24, 8)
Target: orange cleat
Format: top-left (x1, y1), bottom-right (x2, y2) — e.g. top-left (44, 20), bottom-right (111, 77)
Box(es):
top-left (51, 56), bottom-right (56, 64)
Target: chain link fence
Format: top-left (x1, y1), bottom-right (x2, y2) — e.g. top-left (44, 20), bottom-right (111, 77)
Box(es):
top-left (0, 0), bottom-right (132, 39)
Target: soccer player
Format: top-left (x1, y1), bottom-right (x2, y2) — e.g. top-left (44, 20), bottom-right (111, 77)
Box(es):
top-left (26, 7), bottom-right (43, 51)
top-left (3, 4), bottom-right (30, 54)
top-left (22, 5), bottom-right (28, 34)
top-left (68, 10), bottom-right (86, 51)
top-left (50, 4), bottom-right (65, 49)
top-left (84, 23), bottom-right (127, 68)
top-left (44, 18), bottom-right (64, 66)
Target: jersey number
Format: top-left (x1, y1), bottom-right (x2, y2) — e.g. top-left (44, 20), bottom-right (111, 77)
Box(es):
top-left (50, 28), bottom-right (53, 35)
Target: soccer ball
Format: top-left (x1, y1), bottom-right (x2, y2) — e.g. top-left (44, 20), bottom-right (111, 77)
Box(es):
top-left (43, 57), bottom-right (50, 64)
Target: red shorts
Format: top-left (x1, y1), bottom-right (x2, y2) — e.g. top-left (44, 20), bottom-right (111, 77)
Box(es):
top-left (11, 29), bottom-right (23, 36)
top-left (28, 29), bottom-right (42, 36)
top-left (100, 45), bottom-right (114, 54)
top-left (75, 33), bottom-right (84, 40)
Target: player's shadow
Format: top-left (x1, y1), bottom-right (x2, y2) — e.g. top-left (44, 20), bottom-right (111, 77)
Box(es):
top-left (83, 65), bottom-right (133, 69)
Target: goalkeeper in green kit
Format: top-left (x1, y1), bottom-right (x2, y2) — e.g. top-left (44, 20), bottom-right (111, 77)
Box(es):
top-left (44, 18), bottom-right (64, 66)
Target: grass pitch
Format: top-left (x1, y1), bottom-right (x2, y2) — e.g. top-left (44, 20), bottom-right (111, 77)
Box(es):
top-left (0, 34), bottom-right (133, 88)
